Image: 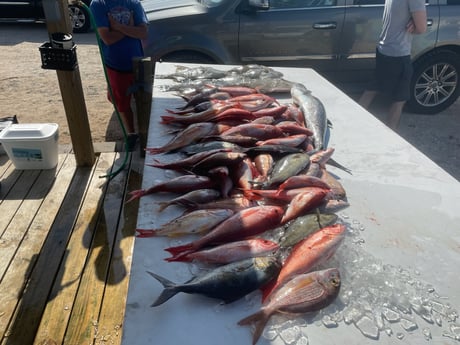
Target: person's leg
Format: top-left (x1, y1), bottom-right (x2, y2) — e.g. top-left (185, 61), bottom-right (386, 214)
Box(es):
top-left (359, 90), bottom-right (377, 109)
top-left (387, 101), bottom-right (405, 129)
top-left (106, 67), bottom-right (136, 134)
top-left (387, 55), bottom-right (412, 130)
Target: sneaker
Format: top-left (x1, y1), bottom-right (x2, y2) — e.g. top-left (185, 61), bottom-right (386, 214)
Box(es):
top-left (126, 133), bottom-right (139, 152)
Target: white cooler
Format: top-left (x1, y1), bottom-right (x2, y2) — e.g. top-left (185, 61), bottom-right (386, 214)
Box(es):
top-left (0, 123), bottom-right (59, 170)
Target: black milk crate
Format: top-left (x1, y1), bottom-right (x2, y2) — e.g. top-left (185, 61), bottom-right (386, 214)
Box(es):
top-left (39, 42), bottom-right (78, 71)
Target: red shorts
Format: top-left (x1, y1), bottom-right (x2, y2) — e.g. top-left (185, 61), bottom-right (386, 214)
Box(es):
top-left (106, 66), bottom-right (134, 112)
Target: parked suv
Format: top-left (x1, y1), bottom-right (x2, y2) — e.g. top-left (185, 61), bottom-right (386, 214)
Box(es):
top-left (142, 0), bottom-right (460, 114)
top-left (0, 0), bottom-right (92, 33)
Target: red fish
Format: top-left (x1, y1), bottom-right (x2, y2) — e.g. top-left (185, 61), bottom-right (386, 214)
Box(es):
top-left (261, 223), bottom-right (346, 302)
top-left (280, 188), bottom-right (329, 224)
top-left (164, 205), bottom-right (284, 260)
top-left (165, 238), bottom-right (279, 264)
top-left (221, 123), bottom-right (284, 141)
top-left (238, 268), bottom-right (341, 345)
top-left (276, 175), bottom-right (331, 194)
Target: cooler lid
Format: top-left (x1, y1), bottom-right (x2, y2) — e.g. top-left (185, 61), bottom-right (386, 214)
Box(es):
top-left (0, 123), bottom-right (59, 141)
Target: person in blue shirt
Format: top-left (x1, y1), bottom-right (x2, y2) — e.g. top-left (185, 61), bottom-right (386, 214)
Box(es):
top-left (90, 0), bottom-right (148, 149)
top-left (359, 0), bottom-right (426, 130)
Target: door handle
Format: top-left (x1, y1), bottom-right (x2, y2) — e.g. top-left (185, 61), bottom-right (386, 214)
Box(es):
top-left (427, 19), bottom-right (433, 26)
top-left (313, 22), bottom-right (337, 30)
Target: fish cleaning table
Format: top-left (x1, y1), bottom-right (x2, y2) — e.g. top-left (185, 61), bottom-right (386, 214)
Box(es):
top-left (123, 62), bottom-right (460, 345)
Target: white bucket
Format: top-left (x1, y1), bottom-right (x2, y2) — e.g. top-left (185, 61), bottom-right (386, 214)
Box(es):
top-left (51, 32), bottom-right (73, 49)
top-left (0, 123), bottom-right (59, 170)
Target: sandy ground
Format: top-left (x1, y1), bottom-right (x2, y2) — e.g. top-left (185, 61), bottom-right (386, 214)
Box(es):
top-left (1, 22), bottom-right (459, 180)
top-left (0, 23), bottom-right (120, 144)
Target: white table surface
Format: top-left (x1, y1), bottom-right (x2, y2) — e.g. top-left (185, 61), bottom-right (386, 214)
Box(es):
top-left (123, 62), bottom-right (460, 345)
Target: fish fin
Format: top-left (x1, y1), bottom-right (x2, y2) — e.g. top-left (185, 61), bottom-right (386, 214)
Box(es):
top-left (125, 189), bottom-right (149, 203)
top-left (146, 271), bottom-right (179, 307)
top-left (326, 158), bottom-right (352, 175)
top-left (238, 310), bottom-right (270, 345)
top-left (164, 243), bottom-right (194, 256)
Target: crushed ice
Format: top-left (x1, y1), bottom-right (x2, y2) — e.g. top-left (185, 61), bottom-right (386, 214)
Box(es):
top-left (259, 215), bottom-right (460, 344)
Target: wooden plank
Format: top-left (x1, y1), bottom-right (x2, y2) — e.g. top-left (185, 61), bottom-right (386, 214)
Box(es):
top-left (0, 153), bottom-right (75, 344)
top-left (32, 153), bottom-right (115, 344)
top-left (94, 158), bottom-right (142, 345)
top-left (63, 152), bottom-right (131, 345)
top-left (0, 169), bottom-right (37, 238)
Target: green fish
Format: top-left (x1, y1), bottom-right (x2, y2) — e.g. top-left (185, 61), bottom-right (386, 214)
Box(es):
top-left (279, 212), bottom-right (338, 248)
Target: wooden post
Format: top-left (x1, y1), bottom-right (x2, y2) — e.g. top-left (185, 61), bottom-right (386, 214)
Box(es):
top-left (42, 0), bottom-right (95, 166)
top-left (133, 57), bottom-right (154, 157)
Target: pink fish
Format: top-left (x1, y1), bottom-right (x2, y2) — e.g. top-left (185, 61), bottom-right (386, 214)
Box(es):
top-left (280, 188), bottom-right (329, 224)
top-left (256, 134), bottom-right (307, 148)
top-left (276, 175), bottom-right (331, 194)
top-left (261, 223), bottom-right (345, 302)
top-left (165, 238), bottom-right (279, 263)
top-left (164, 205), bottom-right (284, 260)
top-left (238, 268), bottom-right (341, 345)
top-left (221, 123), bottom-right (284, 141)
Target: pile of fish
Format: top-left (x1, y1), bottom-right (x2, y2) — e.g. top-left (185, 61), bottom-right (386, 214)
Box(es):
top-left (130, 64), bottom-right (351, 345)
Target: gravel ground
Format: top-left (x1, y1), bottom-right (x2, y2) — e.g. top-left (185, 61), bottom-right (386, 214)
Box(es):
top-left (1, 22), bottom-right (459, 181)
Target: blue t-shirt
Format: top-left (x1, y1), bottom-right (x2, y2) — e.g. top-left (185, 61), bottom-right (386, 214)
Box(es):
top-left (90, 0), bottom-right (148, 71)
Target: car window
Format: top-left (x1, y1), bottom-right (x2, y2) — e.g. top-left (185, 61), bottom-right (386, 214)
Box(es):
top-left (270, 0), bottom-right (338, 9)
top-left (352, 0), bottom-right (384, 4)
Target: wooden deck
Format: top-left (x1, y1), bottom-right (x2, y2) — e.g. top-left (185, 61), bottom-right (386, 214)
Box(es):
top-left (0, 144), bottom-right (143, 345)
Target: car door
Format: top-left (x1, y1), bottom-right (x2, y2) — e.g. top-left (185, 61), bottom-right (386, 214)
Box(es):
top-left (238, 0), bottom-right (347, 80)
top-left (338, 0), bottom-right (437, 84)
top-left (0, 0), bottom-right (43, 19)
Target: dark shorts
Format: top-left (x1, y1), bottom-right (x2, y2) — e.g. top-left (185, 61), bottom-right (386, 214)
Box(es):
top-left (369, 49), bottom-right (413, 102)
top-left (106, 66), bottom-right (134, 112)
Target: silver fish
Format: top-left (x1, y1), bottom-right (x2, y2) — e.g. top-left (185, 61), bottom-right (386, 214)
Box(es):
top-left (291, 83), bottom-right (328, 149)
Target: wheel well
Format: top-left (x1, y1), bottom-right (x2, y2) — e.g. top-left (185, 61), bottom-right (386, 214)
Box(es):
top-left (413, 46), bottom-right (460, 66)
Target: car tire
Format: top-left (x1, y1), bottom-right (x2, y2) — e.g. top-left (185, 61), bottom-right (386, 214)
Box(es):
top-left (69, 5), bottom-right (91, 33)
top-left (407, 50), bottom-right (460, 114)
top-left (160, 51), bottom-right (216, 64)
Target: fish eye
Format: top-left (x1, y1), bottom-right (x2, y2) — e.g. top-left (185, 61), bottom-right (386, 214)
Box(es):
top-left (331, 277), bottom-right (340, 287)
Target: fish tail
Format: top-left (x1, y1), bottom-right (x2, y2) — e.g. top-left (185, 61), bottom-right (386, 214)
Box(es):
top-left (164, 251), bottom-right (192, 262)
top-left (160, 115), bottom-right (177, 124)
top-left (146, 271), bottom-right (179, 307)
top-left (145, 147), bottom-right (166, 154)
top-left (164, 243), bottom-right (194, 256)
top-left (125, 189), bottom-right (146, 203)
top-left (157, 201), bottom-right (170, 212)
top-left (238, 310), bottom-right (271, 345)
top-left (136, 229), bottom-right (159, 238)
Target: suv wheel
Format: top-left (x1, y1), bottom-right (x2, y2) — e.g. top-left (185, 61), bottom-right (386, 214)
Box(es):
top-left (407, 50), bottom-right (460, 114)
top-left (69, 5), bottom-right (91, 33)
